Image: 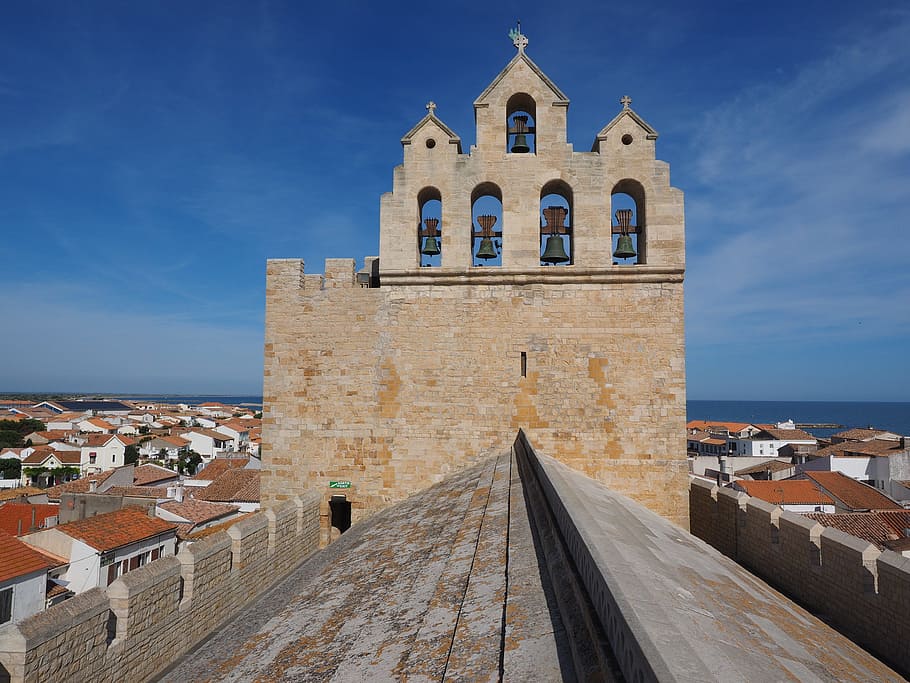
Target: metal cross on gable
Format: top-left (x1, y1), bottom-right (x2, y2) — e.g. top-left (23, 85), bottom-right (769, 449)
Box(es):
top-left (620, 95), bottom-right (632, 109)
top-left (426, 101), bottom-right (436, 115)
top-left (509, 21), bottom-right (528, 52)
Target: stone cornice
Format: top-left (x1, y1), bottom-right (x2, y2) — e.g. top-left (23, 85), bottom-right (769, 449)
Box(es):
top-left (379, 266), bottom-right (684, 286)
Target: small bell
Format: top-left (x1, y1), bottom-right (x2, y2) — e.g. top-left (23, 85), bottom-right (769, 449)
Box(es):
top-left (475, 237), bottom-right (498, 260)
top-left (541, 235), bottom-right (569, 264)
top-left (613, 234), bottom-right (636, 259)
top-left (510, 133), bottom-right (530, 154)
top-left (421, 236), bottom-right (440, 256)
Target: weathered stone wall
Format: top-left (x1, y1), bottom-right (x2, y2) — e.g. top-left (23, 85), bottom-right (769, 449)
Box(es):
top-left (263, 258), bottom-right (688, 533)
top-left (690, 478), bottom-right (910, 677)
top-left (0, 493), bottom-right (321, 683)
top-left (262, 49), bottom-right (688, 534)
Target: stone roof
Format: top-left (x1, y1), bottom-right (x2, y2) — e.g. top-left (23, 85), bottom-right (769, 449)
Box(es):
top-left (0, 530), bottom-right (54, 583)
top-left (802, 471), bottom-right (903, 511)
top-left (163, 446), bottom-right (901, 682)
top-left (52, 507), bottom-right (177, 552)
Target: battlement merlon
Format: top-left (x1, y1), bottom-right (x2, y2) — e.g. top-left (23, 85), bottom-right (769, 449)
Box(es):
top-left (266, 257), bottom-right (382, 297)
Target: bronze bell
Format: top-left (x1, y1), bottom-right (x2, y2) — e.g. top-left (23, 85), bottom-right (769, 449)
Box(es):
top-left (421, 236), bottom-right (440, 256)
top-left (510, 133), bottom-right (530, 154)
top-left (475, 237), bottom-right (498, 260)
top-left (613, 234), bottom-right (636, 259)
top-left (541, 235), bottom-right (569, 263)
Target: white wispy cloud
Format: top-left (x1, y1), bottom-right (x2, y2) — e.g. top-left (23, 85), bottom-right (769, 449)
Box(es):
top-left (684, 12), bottom-right (910, 346)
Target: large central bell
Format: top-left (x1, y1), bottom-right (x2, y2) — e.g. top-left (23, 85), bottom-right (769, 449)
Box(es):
top-left (613, 234), bottom-right (636, 259)
top-left (421, 237), bottom-right (441, 256)
top-left (541, 235), bottom-right (569, 263)
top-left (475, 237), bottom-right (498, 260)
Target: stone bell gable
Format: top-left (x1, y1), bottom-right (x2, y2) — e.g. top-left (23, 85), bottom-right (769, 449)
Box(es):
top-left (264, 28), bottom-right (689, 541)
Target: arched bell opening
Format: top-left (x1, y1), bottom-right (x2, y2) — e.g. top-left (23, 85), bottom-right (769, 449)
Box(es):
top-left (506, 93), bottom-right (537, 154)
top-left (417, 186), bottom-right (442, 268)
top-left (540, 180), bottom-right (573, 266)
top-left (471, 182), bottom-right (503, 267)
top-left (611, 179), bottom-right (646, 265)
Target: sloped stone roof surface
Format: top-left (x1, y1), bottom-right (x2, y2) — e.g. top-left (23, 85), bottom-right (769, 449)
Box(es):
top-left (161, 452), bottom-right (596, 682)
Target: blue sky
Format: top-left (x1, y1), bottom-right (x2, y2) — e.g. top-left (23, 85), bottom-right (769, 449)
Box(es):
top-left (1, 1), bottom-right (908, 401)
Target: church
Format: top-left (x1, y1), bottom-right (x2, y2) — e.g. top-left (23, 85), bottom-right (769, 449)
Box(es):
top-left (262, 28), bottom-right (688, 542)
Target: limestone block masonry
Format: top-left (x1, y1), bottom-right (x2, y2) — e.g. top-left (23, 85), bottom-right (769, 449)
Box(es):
top-left (0, 493), bottom-right (321, 683)
top-left (263, 37), bottom-right (688, 534)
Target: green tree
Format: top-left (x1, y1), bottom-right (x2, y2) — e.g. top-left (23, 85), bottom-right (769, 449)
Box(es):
top-left (124, 444), bottom-right (139, 466)
top-left (178, 450), bottom-right (202, 476)
top-left (0, 458), bottom-right (21, 479)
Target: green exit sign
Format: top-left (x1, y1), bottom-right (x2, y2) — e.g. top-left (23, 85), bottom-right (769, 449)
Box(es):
top-left (329, 481), bottom-right (351, 489)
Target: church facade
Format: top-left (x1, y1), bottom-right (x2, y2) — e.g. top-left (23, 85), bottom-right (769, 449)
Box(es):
top-left (262, 33), bottom-right (688, 541)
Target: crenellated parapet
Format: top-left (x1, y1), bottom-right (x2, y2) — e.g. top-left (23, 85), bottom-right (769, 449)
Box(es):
top-left (0, 493), bottom-right (320, 683)
top-left (691, 478), bottom-right (910, 676)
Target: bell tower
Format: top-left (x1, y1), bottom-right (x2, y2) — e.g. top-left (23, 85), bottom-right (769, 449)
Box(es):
top-left (263, 28), bottom-right (688, 539)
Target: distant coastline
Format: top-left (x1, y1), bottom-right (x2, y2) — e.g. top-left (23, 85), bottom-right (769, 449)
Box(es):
top-left (2, 394), bottom-right (905, 437)
top-left (687, 399), bottom-right (909, 438)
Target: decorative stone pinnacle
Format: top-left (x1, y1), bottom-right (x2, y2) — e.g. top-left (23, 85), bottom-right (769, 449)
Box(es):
top-left (426, 101), bottom-right (436, 115)
top-left (620, 95), bottom-right (632, 110)
top-left (509, 21), bottom-right (528, 53)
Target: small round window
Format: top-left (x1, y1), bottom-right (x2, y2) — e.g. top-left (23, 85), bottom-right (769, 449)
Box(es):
top-left (425, 138), bottom-right (436, 149)
top-left (621, 134), bottom-right (633, 145)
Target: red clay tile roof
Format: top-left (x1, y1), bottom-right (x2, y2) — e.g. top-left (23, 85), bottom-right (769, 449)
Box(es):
top-left (803, 511), bottom-right (910, 549)
top-left (760, 429), bottom-right (816, 441)
top-left (189, 457), bottom-right (250, 481)
top-left (735, 480), bottom-right (833, 506)
top-left (0, 487), bottom-right (45, 502)
top-left (132, 464), bottom-right (179, 486)
top-left (158, 499), bottom-right (238, 524)
top-left (44, 470), bottom-right (117, 500)
top-left (21, 449), bottom-right (81, 466)
top-left (81, 434), bottom-right (122, 447)
top-left (841, 439), bottom-right (907, 457)
top-left (802, 471), bottom-right (903, 510)
top-left (53, 507), bottom-right (177, 552)
top-left (687, 420), bottom-right (754, 433)
top-left (734, 460), bottom-right (794, 476)
top-left (0, 503), bottom-right (60, 536)
top-left (106, 486), bottom-right (169, 498)
top-left (193, 469), bottom-right (259, 504)
top-left (832, 428), bottom-right (894, 441)
top-left (0, 530), bottom-right (55, 582)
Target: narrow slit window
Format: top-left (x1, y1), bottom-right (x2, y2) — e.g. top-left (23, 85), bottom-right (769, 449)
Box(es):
top-left (520, 352), bottom-right (527, 377)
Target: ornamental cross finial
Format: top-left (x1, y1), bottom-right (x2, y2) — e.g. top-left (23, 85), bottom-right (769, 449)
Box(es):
top-left (426, 101), bottom-right (436, 115)
top-left (509, 21), bottom-right (528, 53)
top-left (620, 95), bottom-right (632, 110)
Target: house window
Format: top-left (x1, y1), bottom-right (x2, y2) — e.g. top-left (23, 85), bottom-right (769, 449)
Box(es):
top-left (107, 563), bottom-right (118, 586)
top-left (89, 453), bottom-right (97, 464)
top-left (0, 587), bottom-right (12, 624)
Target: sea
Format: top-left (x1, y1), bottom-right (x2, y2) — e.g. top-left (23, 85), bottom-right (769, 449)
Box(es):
top-left (687, 400), bottom-right (910, 439)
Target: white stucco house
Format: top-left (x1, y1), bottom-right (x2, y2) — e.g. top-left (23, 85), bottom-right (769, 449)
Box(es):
top-left (20, 507), bottom-right (178, 594)
top-left (0, 531), bottom-right (57, 624)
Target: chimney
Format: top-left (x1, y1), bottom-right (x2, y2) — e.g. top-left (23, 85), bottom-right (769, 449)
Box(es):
top-left (175, 485), bottom-right (184, 503)
top-left (88, 479), bottom-right (97, 493)
top-left (31, 506), bottom-right (36, 532)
